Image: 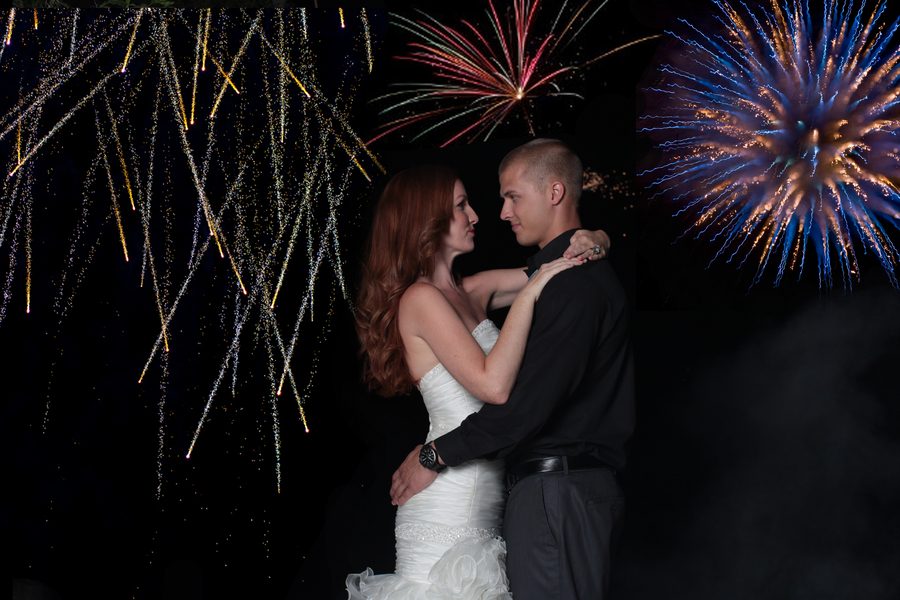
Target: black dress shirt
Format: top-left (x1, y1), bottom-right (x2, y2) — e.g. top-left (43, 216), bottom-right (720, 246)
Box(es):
top-left (434, 229), bottom-right (635, 470)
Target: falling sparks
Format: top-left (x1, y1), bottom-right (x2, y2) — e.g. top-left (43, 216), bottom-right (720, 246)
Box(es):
top-left (361, 8), bottom-right (373, 73)
top-left (121, 8), bottom-right (142, 73)
top-left (95, 106), bottom-right (130, 263)
top-left (369, 0), bottom-right (659, 146)
top-left (1, 9), bottom-right (383, 491)
top-left (640, 0), bottom-right (900, 288)
top-left (25, 181), bottom-right (31, 314)
top-left (201, 9), bottom-right (210, 72)
top-left (190, 13), bottom-right (202, 126)
top-left (4, 9), bottom-right (14, 47)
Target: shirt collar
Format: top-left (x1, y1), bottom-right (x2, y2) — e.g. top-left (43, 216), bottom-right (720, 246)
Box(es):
top-left (525, 228), bottom-right (580, 276)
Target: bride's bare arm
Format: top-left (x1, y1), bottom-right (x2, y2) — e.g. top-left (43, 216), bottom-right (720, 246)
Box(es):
top-left (401, 258), bottom-right (579, 405)
top-left (462, 229), bottom-right (609, 312)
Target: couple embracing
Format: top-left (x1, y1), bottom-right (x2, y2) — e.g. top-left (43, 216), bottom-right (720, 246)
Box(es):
top-left (347, 139), bottom-right (635, 600)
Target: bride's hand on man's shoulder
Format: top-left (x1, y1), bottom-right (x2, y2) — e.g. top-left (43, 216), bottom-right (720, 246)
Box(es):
top-left (522, 257), bottom-right (581, 301)
top-left (563, 229), bottom-right (610, 261)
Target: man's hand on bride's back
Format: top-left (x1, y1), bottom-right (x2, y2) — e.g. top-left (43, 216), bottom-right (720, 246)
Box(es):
top-left (391, 445), bottom-right (438, 506)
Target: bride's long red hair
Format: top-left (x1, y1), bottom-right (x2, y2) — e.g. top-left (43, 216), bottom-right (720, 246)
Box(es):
top-left (356, 165), bottom-right (459, 397)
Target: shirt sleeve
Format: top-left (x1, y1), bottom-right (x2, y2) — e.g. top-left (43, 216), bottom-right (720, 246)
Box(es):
top-left (433, 273), bottom-right (604, 466)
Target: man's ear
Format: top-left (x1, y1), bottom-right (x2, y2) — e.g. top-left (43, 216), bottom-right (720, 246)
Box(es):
top-left (549, 181), bottom-right (565, 206)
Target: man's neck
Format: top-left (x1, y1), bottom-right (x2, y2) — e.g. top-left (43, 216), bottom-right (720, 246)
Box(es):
top-left (538, 218), bottom-right (582, 249)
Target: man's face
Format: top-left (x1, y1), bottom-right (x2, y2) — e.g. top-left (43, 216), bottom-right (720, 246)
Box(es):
top-left (499, 162), bottom-right (550, 247)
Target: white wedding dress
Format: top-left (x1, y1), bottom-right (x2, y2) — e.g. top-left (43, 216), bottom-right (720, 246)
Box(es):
top-left (346, 319), bottom-right (511, 600)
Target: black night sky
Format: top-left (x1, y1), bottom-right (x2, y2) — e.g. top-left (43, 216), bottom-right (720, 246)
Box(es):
top-left (4, 3), bottom-right (900, 600)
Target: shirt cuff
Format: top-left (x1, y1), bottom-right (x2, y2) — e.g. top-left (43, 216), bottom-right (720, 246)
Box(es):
top-left (432, 430), bottom-right (470, 468)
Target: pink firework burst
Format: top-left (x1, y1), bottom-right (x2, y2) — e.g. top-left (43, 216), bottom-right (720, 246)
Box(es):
top-left (369, 0), bottom-right (657, 146)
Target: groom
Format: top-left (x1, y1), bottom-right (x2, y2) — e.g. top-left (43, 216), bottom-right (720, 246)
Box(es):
top-left (391, 138), bottom-right (635, 599)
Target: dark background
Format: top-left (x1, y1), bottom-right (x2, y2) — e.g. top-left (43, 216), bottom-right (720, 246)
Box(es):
top-left (5, 2), bottom-right (900, 600)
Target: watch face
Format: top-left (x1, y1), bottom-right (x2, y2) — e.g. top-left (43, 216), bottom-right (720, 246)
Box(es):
top-left (420, 445), bottom-right (435, 469)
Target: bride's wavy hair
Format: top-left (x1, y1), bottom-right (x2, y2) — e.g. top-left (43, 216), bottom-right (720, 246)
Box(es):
top-left (356, 165), bottom-right (459, 397)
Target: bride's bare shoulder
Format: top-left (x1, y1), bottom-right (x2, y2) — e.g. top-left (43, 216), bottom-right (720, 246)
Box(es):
top-left (400, 281), bottom-right (445, 310)
top-left (399, 283), bottom-right (449, 330)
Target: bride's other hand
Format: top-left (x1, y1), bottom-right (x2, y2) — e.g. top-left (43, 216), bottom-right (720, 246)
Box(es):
top-left (391, 445), bottom-right (438, 506)
top-left (521, 257), bottom-right (581, 302)
top-left (563, 229), bottom-right (610, 261)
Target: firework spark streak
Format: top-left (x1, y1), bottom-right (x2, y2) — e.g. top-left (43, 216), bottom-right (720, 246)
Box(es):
top-left (370, 0), bottom-right (659, 146)
top-left (640, 0), bottom-right (900, 288)
top-left (1, 9), bottom-right (382, 491)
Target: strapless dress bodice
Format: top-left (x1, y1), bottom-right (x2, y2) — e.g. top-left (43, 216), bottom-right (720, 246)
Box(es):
top-left (416, 319), bottom-right (500, 444)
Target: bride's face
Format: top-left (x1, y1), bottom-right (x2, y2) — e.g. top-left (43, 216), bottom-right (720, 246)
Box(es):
top-left (442, 179), bottom-right (478, 256)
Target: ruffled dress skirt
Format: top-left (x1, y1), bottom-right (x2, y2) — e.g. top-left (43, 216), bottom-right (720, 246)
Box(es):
top-left (346, 457), bottom-right (511, 600)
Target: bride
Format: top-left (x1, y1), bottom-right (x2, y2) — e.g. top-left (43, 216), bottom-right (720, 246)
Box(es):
top-left (347, 165), bottom-right (608, 599)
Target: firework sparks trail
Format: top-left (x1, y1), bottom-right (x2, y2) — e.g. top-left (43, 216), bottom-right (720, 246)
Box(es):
top-left (1, 9), bottom-right (383, 490)
top-left (279, 12), bottom-right (287, 143)
top-left (0, 203), bottom-right (22, 325)
top-left (369, 0), bottom-right (659, 146)
top-left (138, 142), bottom-right (260, 385)
top-left (186, 193), bottom-right (307, 460)
top-left (95, 105), bottom-right (129, 263)
top-left (3, 9), bottom-right (15, 51)
top-left (362, 9), bottom-right (373, 73)
top-left (0, 8), bottom-right (16, 66)
top-left (104, 92), bottom-right (136, 211)
top-left (190, 13), bottom-right (202, 126)
top-left (121, 8), bottom-right (143, 73)
top-left (0, 161), bottom-right (24, 251)
top-left (276, 164), bottom-right (352, 397)
top-left (258, 30), bottom-right (311, 97)
top-left (271, 150), bottom-right (322, 309)
top-left (137, 91), bottom-right (170, 353)
top-left (9, 68), bottom-right (119, 178)
top-left (640, 0), bottom-right (900, 288)
top-left (157, 18), bottom-right (189, 130)
top-left (209, 13), bottom-right (263, 120)
top-left (0, 11), bottom-right (136, 141)
top-left (24, 166), bottom-right (32, 314)
top-left (264, 319), bottom-right (283, 493)
top-left (67, 9), bottom-right (78, 65)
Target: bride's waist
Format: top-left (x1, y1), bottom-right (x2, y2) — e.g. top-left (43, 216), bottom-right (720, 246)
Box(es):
top-left (398, 460), bottom-right (506, 529)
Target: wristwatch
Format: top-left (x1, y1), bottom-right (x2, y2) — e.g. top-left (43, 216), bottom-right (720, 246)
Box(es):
top-left (419, 443), bottom-right (447, 473)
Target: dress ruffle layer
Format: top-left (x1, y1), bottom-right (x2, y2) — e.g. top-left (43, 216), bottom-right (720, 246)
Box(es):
top-left (346, 536), bottom-right (511, 600)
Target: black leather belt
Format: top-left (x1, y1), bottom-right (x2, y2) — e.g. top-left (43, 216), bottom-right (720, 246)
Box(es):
top-left (505, 455), bottom-right (614, 491)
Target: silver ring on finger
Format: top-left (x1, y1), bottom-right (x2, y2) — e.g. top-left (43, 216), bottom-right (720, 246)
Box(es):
top-left (592, 245), bottom-right (601, 255)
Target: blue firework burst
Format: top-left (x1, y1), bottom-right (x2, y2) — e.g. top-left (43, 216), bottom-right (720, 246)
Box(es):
top-left (641, 0), bottom-right (900, 288)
